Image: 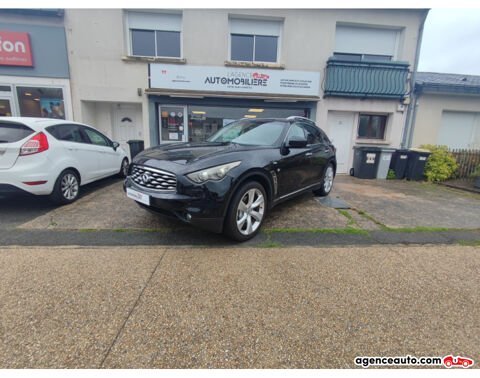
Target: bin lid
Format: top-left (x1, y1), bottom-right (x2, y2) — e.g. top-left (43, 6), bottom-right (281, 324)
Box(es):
top-left (409, 148), bottom-right (430, 153)
top-left (379, 147), bottom-right (396, 152)
top-left (353, 145), bottom-right (381, 151)
top-left (127, 139), bottom-right (144, 144)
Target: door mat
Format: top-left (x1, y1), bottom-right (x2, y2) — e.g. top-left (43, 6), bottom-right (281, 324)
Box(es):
top-left (315, 196), bottom-right (351, 209)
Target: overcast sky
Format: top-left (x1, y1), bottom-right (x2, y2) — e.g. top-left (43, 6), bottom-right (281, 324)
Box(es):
top-left (418, 8), bottom-right (480, 75)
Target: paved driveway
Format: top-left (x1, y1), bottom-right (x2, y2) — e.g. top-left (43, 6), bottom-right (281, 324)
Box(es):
top-left (0, 244), bottom-right (478, 368)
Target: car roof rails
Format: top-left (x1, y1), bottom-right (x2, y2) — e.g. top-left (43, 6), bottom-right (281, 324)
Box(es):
top-left (286, 116), bottom-right (315, 123)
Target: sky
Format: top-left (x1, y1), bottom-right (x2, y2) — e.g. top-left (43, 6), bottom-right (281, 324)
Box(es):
top-left (418, 8), bottom-right (480, 75)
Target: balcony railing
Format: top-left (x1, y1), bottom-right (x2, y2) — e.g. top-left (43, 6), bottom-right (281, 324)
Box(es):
top-left (325, 57), bottom-right (410, 99)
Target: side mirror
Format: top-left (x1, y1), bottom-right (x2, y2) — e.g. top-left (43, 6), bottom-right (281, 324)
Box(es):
top-left (287, 136), bottom-right (308, 148)
top-left (112, 141), bottom-right (120, 151)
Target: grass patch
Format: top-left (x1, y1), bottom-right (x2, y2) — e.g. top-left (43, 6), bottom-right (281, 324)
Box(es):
top-left (457, 240), bottom-right (480, 246)
top-left (79, 228), bottom-right (96, 232)
top-left (380, 226), bottom-right (478, 233)
top-left (337, 209), bottom-right (357, 227)
top-left (354, 209), bottom-right (385, 226)
top-left (263, 228), bottom-right (370, 236)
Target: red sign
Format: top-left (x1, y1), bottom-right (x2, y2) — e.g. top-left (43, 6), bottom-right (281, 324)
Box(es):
top-left (0, 31), bottom-right (34, 67)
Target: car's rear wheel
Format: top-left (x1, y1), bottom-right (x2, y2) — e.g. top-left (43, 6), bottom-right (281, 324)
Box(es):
top-left (50, 169), bottom-right (80, 204)
top-left (119, 157), bottom-right (129, 178)
top-left (224, 181), bottom-right (266, 241)
top-left (313, 163), bottom-right (334, 197)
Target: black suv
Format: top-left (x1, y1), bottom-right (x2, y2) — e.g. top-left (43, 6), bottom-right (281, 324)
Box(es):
top-left (124, 117), bottom-right (336, 241)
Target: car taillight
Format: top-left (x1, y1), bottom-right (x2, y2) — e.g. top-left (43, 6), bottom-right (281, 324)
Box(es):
top-left (19, 132), bottom-right (49, 156)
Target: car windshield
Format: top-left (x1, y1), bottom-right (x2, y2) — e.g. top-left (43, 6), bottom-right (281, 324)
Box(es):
top-left (207, 120), bottom-right (287, 146)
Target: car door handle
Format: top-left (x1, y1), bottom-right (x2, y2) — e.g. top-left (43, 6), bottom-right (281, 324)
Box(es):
top-left (305, 152), bottom-right (313, 157)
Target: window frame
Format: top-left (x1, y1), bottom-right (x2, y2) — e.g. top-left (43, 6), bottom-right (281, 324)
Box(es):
top-left (230, 33), bottom-right (279, 63)
top-left (357, 114), bottom-right (388, 140)
top-left (333, 52), bottom-right (393, 62)
top-left (126, 11), bottom-right (183, 59)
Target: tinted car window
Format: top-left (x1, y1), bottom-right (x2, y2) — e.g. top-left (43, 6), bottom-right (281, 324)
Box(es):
top-left (83, 127), bottom-right (110, 147)
top-left (286, 124), bottom-right (305, 141)
top-left (46, 124), bottom-right (86, 143)
top-left (301, 123), bottom-right (323, 145)
top-left (0, 122), bottom-right (34, 143)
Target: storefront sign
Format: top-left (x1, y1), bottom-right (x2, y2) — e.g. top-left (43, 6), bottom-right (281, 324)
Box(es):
top-left (150, 64), bottom-right (320, 97)
top-left (0, 31), bottom-right (34, 67)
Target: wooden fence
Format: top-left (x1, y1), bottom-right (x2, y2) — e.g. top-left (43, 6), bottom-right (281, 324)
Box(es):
top-left (450, 149), bottom-right (480, 180)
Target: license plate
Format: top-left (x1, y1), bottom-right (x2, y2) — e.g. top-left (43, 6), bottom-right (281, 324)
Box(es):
top-left (126, 187), bottom-right (150, 205)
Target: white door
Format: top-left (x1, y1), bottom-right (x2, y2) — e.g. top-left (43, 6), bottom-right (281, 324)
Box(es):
top-left (327, 111), bottom-right (355, 174)
top-left (438, 111), bottom-right (480, 149)
top-left (158, 105), bottom-right (188, 144)
top-left (113, 105), bottom-right (142, 153)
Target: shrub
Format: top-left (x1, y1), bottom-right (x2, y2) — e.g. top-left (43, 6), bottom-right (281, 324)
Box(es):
top-left (419, 144), bottom-right (458, 183)
top-left (387, 169), bottom-right (396, 179)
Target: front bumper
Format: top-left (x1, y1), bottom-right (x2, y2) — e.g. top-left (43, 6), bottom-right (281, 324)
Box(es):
top-left (124, 177), bottom-right (228, 234)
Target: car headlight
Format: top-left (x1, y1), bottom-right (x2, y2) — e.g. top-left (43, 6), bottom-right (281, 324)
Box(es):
top-left (186, 161), bottom-right (241, 183)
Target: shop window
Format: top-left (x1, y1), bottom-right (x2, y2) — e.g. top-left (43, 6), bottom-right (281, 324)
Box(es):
top-left (185, 105), bottom-right (306, 143)
top-left (357, 114), bottom-right (387, 139)
top-left (16, 86), bottom-right (65, 119)
top-left (229, 17), bottom-right (282, 63)
top-left (128, 11), bottom-right (182, 58)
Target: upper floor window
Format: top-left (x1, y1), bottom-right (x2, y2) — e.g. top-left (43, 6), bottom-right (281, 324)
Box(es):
top-left (358, 114), bottom-right (387, 140)
top-left (334, 24), bottom-right (400, 62)
top-left (229, 17), bottom-right (282, 63)
top-left (127, 11), bottom-right (182, 58)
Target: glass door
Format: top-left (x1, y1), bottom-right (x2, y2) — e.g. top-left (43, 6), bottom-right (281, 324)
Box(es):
top-left (0, 97), bottom-right (13, 117)
top-left (158, 105), bottom-right (188, 144)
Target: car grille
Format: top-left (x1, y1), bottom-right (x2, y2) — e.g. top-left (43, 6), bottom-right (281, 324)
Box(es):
top-left (131, 165), bottom-right (177, 191)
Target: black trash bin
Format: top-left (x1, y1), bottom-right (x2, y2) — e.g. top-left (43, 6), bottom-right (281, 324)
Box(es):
top-left (351, 146), bottom-right (381, 179)
top-left (405, 148), bottom-right (431, 181)
top-left (389, 149), bottom-right (409, 179)
top-left (127, 139), bottom-right (144, 160)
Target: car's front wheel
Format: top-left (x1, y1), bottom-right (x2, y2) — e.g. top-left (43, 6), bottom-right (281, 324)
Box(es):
top-left (50, 169), bottom-right (80, 205)
top-left (224, 181), bottom-right (267, 241)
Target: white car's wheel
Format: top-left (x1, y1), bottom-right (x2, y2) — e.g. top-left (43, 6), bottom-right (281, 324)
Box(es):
top-left (50, 169), bottom-right (80, 205)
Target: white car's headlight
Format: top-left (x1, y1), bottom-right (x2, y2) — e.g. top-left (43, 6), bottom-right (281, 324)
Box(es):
top-left (186, 161), bottom-right (241, 184)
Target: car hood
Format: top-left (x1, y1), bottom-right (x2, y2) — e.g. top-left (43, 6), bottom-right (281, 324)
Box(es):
top-left (135, 142), bottom-right (260, 165)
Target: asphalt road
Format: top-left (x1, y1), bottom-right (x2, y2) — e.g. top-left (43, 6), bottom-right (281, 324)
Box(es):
top-left (1, 244), bottom-right (478, 368)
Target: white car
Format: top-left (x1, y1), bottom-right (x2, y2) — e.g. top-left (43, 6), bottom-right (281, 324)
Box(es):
top-left (0, 117), bottom-right (129, 204)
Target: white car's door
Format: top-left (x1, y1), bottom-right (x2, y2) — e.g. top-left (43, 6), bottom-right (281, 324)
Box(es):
top-left (82, 126), bottom-right (120, 177)
top-left (46, 124), bottom-right (100, 183)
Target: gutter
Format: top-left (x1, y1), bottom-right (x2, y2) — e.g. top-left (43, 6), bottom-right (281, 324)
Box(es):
top-left (401, 9), bottom-right (429, 148)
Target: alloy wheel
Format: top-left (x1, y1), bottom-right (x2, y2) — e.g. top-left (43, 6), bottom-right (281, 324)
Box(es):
top-left (236, 188), bottom-right (265, 235)
top-left (324, 165), bottom-right (334, 193)
top-left (61, 173), bottom-right (79, 200)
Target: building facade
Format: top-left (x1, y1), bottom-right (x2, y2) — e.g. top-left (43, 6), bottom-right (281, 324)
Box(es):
top-left (0, 9), bottom-right (72, 121)
top-left (62, 8), bottom-right (428, 171)
top-left (409, 72), bottom-right (480, 150)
